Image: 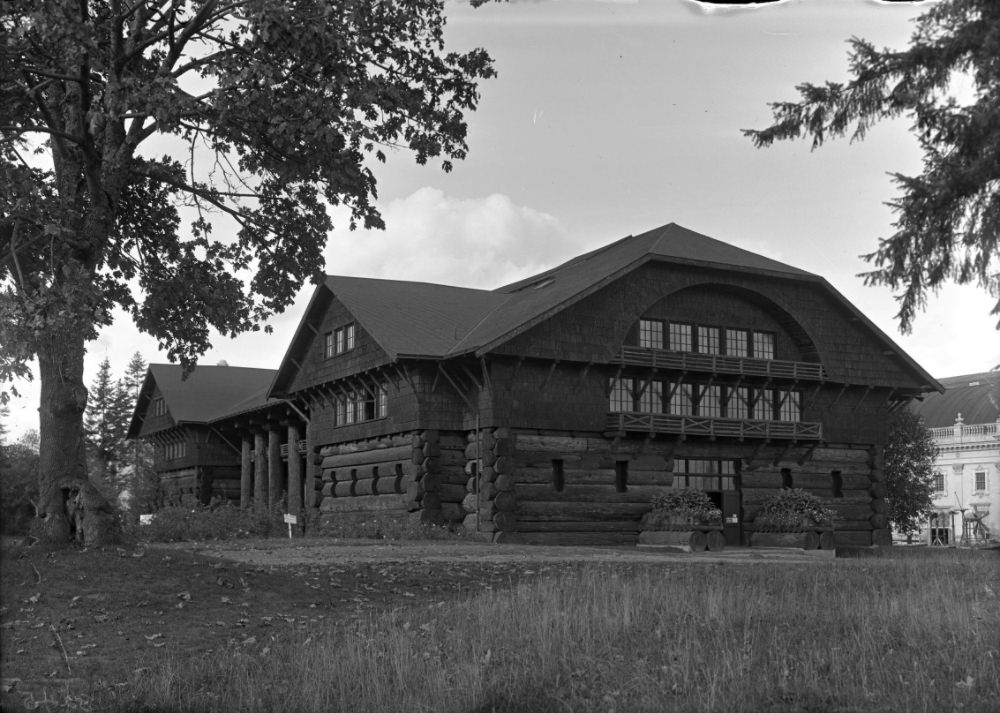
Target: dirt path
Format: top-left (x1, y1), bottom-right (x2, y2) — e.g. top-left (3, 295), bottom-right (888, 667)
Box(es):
top-left (153, 536), bottom-right (836, 566)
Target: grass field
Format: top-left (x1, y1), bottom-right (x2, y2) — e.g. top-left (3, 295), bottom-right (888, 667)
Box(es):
top-left (2, 541), bottom-right (998, 712)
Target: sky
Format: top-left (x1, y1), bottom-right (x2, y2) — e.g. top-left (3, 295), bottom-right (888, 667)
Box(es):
top-left (4, 0), bottom-right (998, 439)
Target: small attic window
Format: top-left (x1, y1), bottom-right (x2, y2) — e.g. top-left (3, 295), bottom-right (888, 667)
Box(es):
top-left (325, 323), bottom-right (356, 358)
top-left (153, 397), bottom-right (166, 416)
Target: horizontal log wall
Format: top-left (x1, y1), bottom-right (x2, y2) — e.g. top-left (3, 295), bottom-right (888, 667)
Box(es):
top-left (458, 431), bottom-right (880, 547)
top-left (742, 444), bottom-right (879, 548)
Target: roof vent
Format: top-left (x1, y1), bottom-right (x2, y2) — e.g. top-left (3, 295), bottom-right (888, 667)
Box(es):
top-left (534, 278), bottom-right (555, 290)
top-left (969, 381), bottom-right (980, 386)
top-left (216, 360), bottom-right (229, 367)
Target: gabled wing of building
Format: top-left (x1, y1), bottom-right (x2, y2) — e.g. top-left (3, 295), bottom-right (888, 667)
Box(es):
top-left (127, 364), bottom-right (278, 438)
top-left (270, 222), bottom-right (940, 396)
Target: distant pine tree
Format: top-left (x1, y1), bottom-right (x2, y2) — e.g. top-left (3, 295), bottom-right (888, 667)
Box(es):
top-left (119, 353), bottom-right (158, 514)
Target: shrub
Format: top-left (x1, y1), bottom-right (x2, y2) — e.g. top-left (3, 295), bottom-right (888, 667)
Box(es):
top-left (320, 512), bottom-right (467, 541)
top-left (133, 497), bottom-right (284, 542)
top-left (756, 488), bottom-right (834, 530)
top-left (643, 488), bottom-right (722, 530)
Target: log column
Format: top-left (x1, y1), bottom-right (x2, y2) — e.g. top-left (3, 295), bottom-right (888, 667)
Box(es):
top-left (287, 422), bottom-right (302, 516)
top-left (253, 431), bottom-right (267, 514)
top-left (240, 434), bottom-right (252, 510)
top-left (304, 419), bottom-right (318, 512)
top-left (268, 426), bottom-right (282, 510)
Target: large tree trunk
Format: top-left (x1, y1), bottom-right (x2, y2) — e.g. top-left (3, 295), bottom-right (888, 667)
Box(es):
top-left (36, 335), bottom-right (117, 545)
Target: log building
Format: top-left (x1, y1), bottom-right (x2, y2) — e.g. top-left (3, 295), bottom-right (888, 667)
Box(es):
top-left (129, 222), bottom-right (941, 546)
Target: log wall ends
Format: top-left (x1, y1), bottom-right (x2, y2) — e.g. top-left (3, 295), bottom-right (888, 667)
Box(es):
top-left (316, 433), bottom-right (425, 520)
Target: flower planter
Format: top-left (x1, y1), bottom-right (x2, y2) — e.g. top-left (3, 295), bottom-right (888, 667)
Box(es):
top-left (749, 530), bottom-right (820, 550)
top-left (639, 528), bottom-right (708, 552)
top-left (639, 489), bottom-right (726, 553)
top-left (748, 522), bottom-right (834, 550)
top-left (639, 524), bottom-right (725, 552)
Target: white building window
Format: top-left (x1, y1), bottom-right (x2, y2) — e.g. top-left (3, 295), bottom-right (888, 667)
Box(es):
top-left (932, 471), bottom-right (945, 493)
top-left (974, 470), bottom-right (987, 493)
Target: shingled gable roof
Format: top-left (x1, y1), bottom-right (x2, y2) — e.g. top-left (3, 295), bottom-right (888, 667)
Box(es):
top-left (127, 363), bottom-right (277, 438)
top-left (270, 222), bottom-right (942, 395)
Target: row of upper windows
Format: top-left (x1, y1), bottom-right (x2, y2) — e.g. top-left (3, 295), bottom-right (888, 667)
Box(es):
top-left (609, 378), bottom-right (802, 422)
top-left (933, 470), bottom-right (989, 493)
top-left (332, 384), bottom-right (388, 427)
top-left (163, 441), bottom-right (186, 461)
top-left (324, 323), bottom-right (356, 358)
top-left (638, 319), bottom-right (776, 360)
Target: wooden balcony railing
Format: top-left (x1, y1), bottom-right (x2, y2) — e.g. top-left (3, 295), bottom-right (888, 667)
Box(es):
top-left (613, 347), bottom-right (827, 381)
top-left (606, 412), bottom-right (823, 441)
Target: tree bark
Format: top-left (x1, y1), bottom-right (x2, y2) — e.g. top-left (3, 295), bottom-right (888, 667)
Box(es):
top-left (36, 337), bottom-right (117, 545)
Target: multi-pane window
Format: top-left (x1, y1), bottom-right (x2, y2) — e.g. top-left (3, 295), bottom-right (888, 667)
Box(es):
top-left (673, 458), bottom-right (737, 490)
top-left (751, 388), bottom-right (773, 420)
top-left (975, 471), bottom-right (987, 492)
top-left (669, 323), bottom-right (693, 352)
top-left (669, 382), bottom-right (694, 416)
top-left (777, 390), bottom-right (802, 422)
top-left (697, 385), bottom-right (722, 417)
top-left (638, 380), bottom-right (663, 414)
top-left (332, 381), bottom-right (389, 426)
top-left (639, 319), bottom-right (664, 349)
top-left (153, 397), bottom-right (166, 416)
top-left (697, 326), bottom-right (721, 355)
top-left (164, 441), bottom-right (186, 461)
top-left (726, 328), bottom-right (749, 357)
top-left (932, 471), bottom-right (945, 493)
top-left (325, 323), bottom-right (357, 358)
top-left (727, 386), bottom-right (750, 419)
top-left (753, 331), bottom-right (775, 360)
top-left (636, 320), bottom-right (776, 360)
top-left (609, 378), bottom-right (634, 412)
top-left (377, 385), bottom-right (388, 419)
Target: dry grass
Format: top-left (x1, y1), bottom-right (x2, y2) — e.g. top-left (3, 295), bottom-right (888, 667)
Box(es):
top-left (99, 550), bottom-right (1000, 713)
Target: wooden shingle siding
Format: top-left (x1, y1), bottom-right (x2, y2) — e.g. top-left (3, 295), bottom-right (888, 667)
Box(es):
top-left (287, 297), bottom-right (392, 394)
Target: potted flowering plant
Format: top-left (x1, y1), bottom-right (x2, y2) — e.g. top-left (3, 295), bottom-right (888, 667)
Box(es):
top-left (750, 488), bottom-right (835, 550)
top-left (639, 489), bottom-right (725, 552)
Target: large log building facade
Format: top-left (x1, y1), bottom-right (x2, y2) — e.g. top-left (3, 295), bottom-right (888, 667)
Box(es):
top-left (128, 223), bottom-right (941, 547)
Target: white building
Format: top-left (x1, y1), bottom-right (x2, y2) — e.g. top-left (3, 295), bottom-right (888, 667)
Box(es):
top-left (912, 371), bottom-right (998, 546)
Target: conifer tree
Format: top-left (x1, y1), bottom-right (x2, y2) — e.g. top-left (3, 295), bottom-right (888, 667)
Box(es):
top-left (745, 0), bottom-right (999, 330)
top-left (84, 357), bottom-right (127, 497)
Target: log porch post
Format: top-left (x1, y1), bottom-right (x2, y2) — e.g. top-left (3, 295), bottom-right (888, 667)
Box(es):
top-left (268, 426), bottom-right (282, 510)
top-left (287, 422), bottom-right (302, 515)
top-left (240, 433), bottom-right (252, 509)
top-left (253, 430), bottom-right (267, 513)
top-left (304, 419), bottom-right (317, 512)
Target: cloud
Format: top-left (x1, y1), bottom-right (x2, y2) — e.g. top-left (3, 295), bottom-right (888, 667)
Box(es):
top-left (323, 188), bottom-right (572, 288)
top-left (2, 189), bottom-right (573, 440)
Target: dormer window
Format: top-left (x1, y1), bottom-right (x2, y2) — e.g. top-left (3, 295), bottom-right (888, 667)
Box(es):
top-left (153, 397), bottom-right (166, 416)
top-left (324, 323), bottom-right (356, 358)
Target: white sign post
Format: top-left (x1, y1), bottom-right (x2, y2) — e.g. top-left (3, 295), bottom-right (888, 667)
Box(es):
top-left (283, 513), bottom-right (299, 539)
